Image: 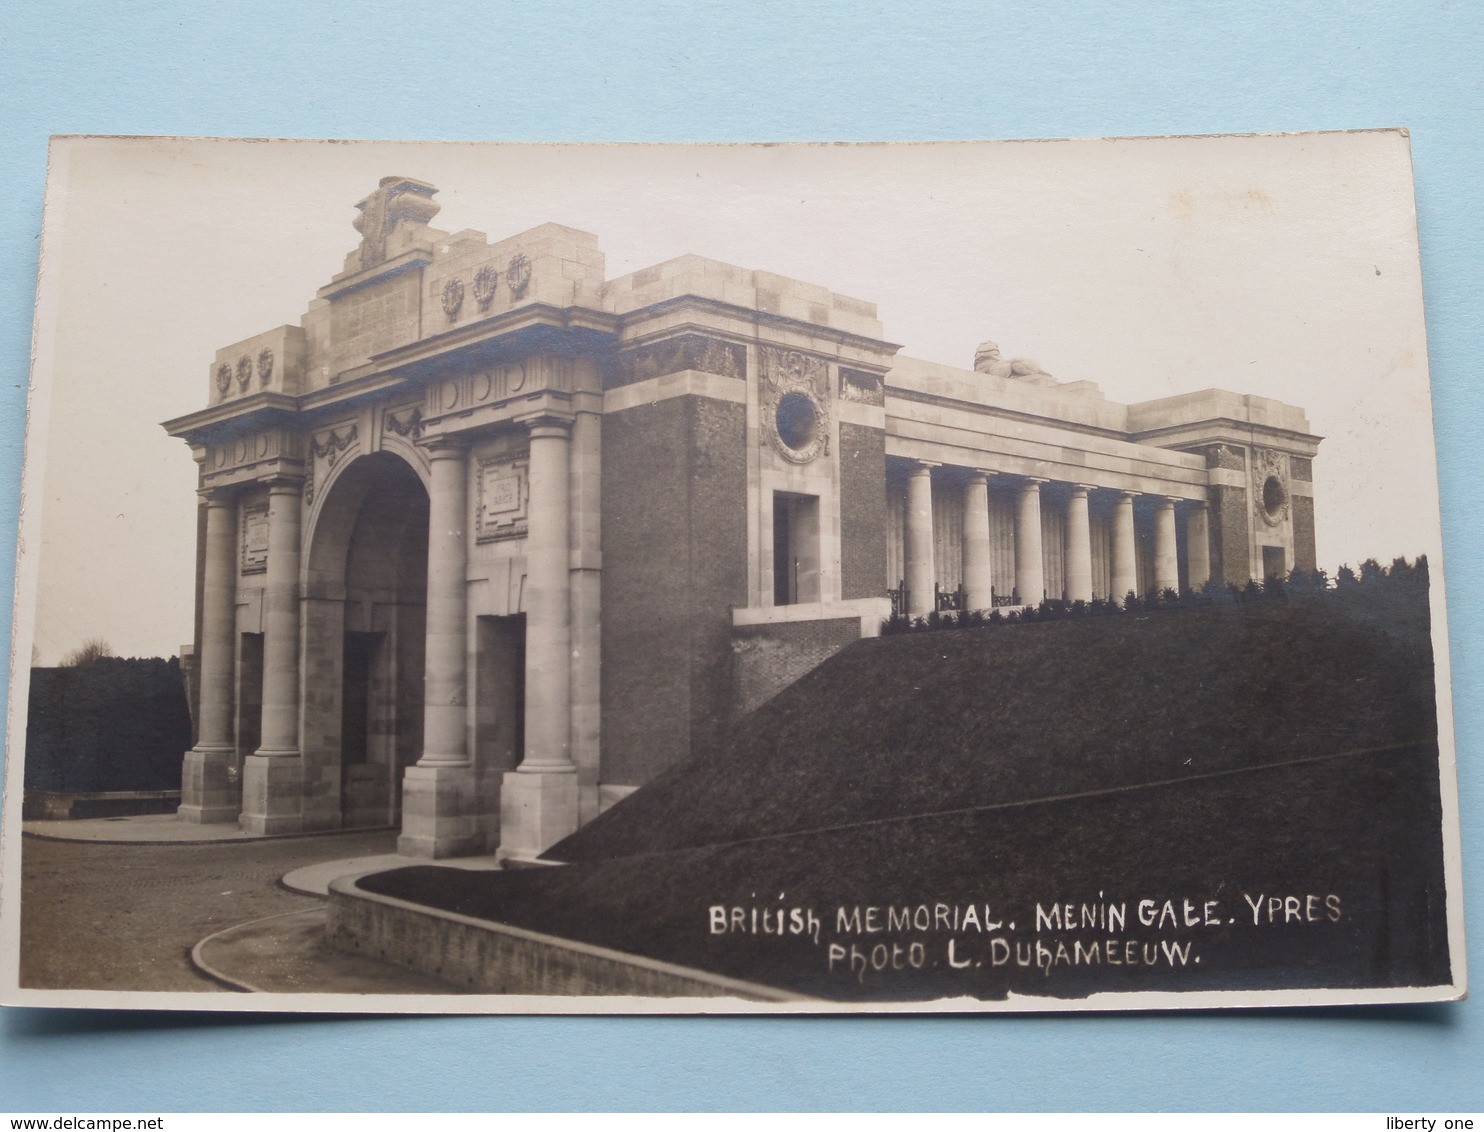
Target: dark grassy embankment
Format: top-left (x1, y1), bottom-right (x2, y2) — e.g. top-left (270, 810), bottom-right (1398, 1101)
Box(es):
top-left (551, 585), bottom-right (1437, 861)
top-left (361, 583), bottom-right (1449, 1000)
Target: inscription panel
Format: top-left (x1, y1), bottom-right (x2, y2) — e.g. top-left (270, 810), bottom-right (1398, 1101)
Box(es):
top-left (477, 448), bottom-right (531, 545)
top-left (241, 506), bottom-right (269, 573)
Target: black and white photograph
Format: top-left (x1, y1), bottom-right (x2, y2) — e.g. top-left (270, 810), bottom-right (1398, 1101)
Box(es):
top-left (0, 132), bottom-right (1465, 1011)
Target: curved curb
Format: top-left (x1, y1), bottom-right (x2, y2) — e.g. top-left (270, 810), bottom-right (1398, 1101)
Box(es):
top-left (22, 823), bottom-right (396, 847)
top-left (190, 907), bottom-right (325, 993)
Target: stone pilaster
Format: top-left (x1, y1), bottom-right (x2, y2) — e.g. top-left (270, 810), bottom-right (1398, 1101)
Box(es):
top-left (501, 414), bottom-right (579, 861)
top-left (1186, 502), bottom-right (1211, 588)
top-left (1014, 478), bottom-right (1047, 605)
top-left (1111, 490), bottom-right (1138, 603)
top-left (904, 461), bottom-right (938, 617)
top-left (1292, 495), bottom-right (1317, 574)
top-left (399, 439), bottom-right (481, 859)
top-left (961, 471), bottom-right (994, 611)
top-left (241, 479), bottom-right (304, 835)
top-left (1065, 484), bottom-right (1094, 603)
top-left (1153, 496), bottom-right (1180, 594)
top-left (569, 404), bottom-right (603, 826)
top-left (179, 492), bottom-right (240, 823)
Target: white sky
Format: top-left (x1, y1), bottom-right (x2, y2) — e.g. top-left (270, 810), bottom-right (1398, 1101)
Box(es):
top-left (20, 132), bottom-right (1440, 663)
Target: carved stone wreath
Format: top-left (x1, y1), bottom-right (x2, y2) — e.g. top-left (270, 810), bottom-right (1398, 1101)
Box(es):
top-left (760, 345), bottom-right (831, 464)
top-left (235, 355), bottom-right (253, 390)
top-left (506, 253), bottom-right (532, 298)
top-left (303, 424), bottom-right (358, 505)
top-left (472, 263), bottom-right (499, 310)
top-left (441, 277), bottom-right (465, 321)
top-left (383, 407), bottom-right (423, 439)
top-left (768, 387), bottom-right (830, 464)
top-left (1252, 447), bottom-right (1291, 527)
top-left (257, 347), bottom-right (274, 384)
top-left (215, 364), bottom-right (232, 395)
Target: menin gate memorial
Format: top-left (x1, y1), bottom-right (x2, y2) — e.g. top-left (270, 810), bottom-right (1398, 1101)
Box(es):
top-left (164, 176), bottom-right (1321, 861)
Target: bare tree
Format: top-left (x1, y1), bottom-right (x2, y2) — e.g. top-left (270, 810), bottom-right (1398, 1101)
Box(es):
top-left (59, 638), bottom-right (111, 667)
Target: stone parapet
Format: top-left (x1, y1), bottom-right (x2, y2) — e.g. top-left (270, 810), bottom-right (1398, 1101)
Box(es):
top-left (326, 876), bottom-right (798, 1000)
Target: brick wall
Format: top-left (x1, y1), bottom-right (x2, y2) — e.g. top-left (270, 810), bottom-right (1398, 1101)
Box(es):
top-left (1208, 484), bottom-right (1251, 585)
top-left (1292, 495), bottom-right (1317, 573)
top-left (838, 422), bottom-right (887, 600)
top-left (731, 617), bottom-right (862, 718)
top-left (601, 395), bottom-right (748, 785)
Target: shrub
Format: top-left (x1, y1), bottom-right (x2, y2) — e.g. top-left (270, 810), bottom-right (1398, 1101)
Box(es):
top-left (876, 555), bottom-right (1428, 635)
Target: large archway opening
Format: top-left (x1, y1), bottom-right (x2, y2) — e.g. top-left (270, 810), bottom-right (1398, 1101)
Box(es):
top-left (303, 452), bottom-right (429, 830)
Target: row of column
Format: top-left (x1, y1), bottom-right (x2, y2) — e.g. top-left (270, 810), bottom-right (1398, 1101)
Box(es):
top-left (183, 412), bottom-right (587, 860)
top-left (903, 463), bottom-right (1210, 617)
top-left (182, 481), bottom-right (305, 832)
top-left (385, 411), bottom-right (588, 860)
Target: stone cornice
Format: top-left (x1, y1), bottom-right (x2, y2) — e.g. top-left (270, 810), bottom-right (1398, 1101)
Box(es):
top-left (364, 302), bottom-right (621, 375)
top-left (884, 385), bottom-right (1132, 443)
top-left (618, 294), bottom-right (902, 358)
top-left (316, 244), bottom-right (436, 301)
top-left (163, 393), bottom-right (300, 445)
top-left (1133, 418), bottom-right (1324, 455)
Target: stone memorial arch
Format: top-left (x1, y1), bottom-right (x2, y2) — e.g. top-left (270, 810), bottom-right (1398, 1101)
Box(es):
top-left (167, 176), bottom-right (1320, 861)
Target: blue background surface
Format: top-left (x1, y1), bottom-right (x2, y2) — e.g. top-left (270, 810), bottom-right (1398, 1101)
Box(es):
top-left (0, 0), bottom-right (1479, 1112)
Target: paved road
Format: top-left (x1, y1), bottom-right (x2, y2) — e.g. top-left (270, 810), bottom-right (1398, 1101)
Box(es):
top-left (19, 829), bottom-right (399, 992)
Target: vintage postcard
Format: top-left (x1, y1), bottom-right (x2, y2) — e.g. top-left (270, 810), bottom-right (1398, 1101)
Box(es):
top-left (0, 132), bottom-right (1465, 1012)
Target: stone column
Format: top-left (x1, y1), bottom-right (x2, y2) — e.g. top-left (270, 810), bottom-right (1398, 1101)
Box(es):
top-left (1014, 478), bottom-right (1047, 606)
top-left (501, 414), bottom-right (579, 860)
top-left (1065, 484), bottom-right (1094, 603)
top-left (179, 492), bottom-right (239, 823)
top-left (1186, 502), bottom-right (1211, 589)
top-left (241, 479), bottom-right (304, 835)
top-left (1111, 490), bottom-right (1138, 603)
top-left (904, 461), bottom-right (938, 617)
top-left (399, 439), bottom-right (480, 858)
top-left (1154, 496), bottom-right (1180, 593)
top-left (961, 471), bottom-right (994, 611)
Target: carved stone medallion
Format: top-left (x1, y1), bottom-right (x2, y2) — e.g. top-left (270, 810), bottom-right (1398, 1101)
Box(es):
top-left (257, 347), bottom-right (274, 385)
top-left (215, 364), bottom-right (232, 396)
top-left (441, 277), bottom-right (465, 321)
top-left (235, 355), bottom-right (253, 390)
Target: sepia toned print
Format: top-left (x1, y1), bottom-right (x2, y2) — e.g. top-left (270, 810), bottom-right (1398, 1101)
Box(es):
top-left (0, 133), bottom-right (1464, 1012)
